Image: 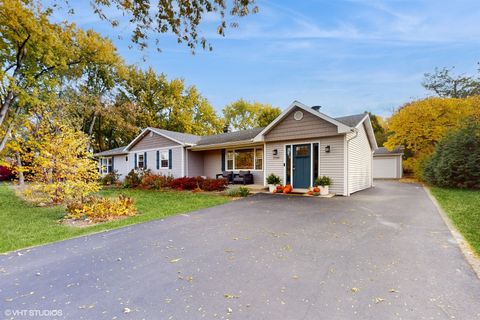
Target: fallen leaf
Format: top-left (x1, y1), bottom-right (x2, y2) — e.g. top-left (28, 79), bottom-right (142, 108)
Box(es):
top-left (292, 275), bottom-right (299, 280)
top-left (169, 258), bottom-right (182, 263)
top-left (123, 307), bottom-right (131, 314)
top-left (224, 294), bottom-right (240, 299)
top-left (374, 297), bottom-right (385, 304)
top-left (389, 288), bottom-right (397, 293)
top-left (227, 307), bottom-right (233, 313)
top-left (351, 287), bottom-right (360, 293)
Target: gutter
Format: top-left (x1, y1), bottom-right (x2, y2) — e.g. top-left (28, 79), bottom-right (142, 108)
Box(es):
top-left (188, 140), bottom-right (263, 151)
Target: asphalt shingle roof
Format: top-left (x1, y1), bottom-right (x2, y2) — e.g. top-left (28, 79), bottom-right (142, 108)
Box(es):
top-left (93, 146), bottom-right (128, 157)
top-left (334, 113), bottom-right (366, 127)
top-left (149, 128), bottom-right (202, 145)
top-left (195, 127), bottom-right (265, 146)
top-left (374, 147), bottom-right (404, 155)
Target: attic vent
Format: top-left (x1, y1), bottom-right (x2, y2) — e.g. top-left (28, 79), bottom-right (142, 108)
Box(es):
top-left (312, 106), bottom-right (321, 111)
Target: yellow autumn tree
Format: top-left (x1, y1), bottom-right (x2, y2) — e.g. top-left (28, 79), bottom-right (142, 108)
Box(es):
top-left (385, 96), bottom-right (480, 175)
top-left (20, 114), bottom-right (100, 204)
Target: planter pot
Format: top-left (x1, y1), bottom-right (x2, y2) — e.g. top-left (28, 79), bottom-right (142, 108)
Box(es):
top-left (320, 186), bottom-right (329, 195)
top-left (269, 184), bottom-right (278, 193)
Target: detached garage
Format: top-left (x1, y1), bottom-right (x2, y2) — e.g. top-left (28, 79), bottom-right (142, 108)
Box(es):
top-left (373, 147), bottom-right (403, 179)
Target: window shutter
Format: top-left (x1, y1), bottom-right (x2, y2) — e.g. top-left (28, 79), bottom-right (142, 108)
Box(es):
top-left (134, 153), bottom-right (137, 169)
top-left (156, 150), bottom-right (159, 170)
top-left (144, 152), bottom-right (147, 168)
top-left (221, 149), bottom-right (225, 171)
top-left (111, 157), bottom-right (115, 172)
top-left (168, 149), bottom-right (172, 169)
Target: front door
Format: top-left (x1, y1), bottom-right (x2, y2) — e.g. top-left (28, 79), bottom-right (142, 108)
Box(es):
top-left (293, 144), bottom-right (311, 188)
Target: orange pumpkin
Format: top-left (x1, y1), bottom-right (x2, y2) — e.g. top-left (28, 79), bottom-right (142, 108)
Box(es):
top-left (283, 184), bottom-right (292, 193)
top-left (306, 190), bottom-right (313, 196)
top-left (313, 187), bottom-right (320, 193)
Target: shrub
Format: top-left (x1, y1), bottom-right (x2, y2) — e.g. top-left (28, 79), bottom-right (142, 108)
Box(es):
top-left (201, 178), bottom-right (228, 191)
top-left (66, 195), bottom-right (137, 223)
top-left (169, 176), bottom-right (203, 190)
top-left (422, 119), bottom-right (480, 188)
top-left (139, 172), bottom-right (173, 190)
top-left (100, 170), bottom-right (120, 186)
top-left (315, 176), bottom-right (331, 187)
top-left (266, 173), bottom-right (281, 185)
top-left (0, 166), bottom-right (13, 181)
top-left (225, 186), bottom-right (250, 197)
top-left (123, 169), bottom-right (148, 188)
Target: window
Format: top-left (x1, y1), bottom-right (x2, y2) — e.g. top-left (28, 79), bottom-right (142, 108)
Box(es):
top-left (226, 147), bottom-right (263, 170)
top-left (255, 149), bottom-right (263, 170)
top-left (125, 156), bottom-right (128, 162)
top-left (295, 145), bottom-right (310, 157)
top-left (160, 150), bottom-right (169, 168)
top-left (138, 154), bottom-right (145, 169)
top-left (227, 151), bottom-right (234, 170)
top-left (101, 157), bottom-right (112, 174)
top-left (285, 145), bottom-right (291, 184)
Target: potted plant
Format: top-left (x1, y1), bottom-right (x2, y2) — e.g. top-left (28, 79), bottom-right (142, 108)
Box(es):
top-left (315, 176), bottom-right (331, 195)
top-left (266, 174), bottom-right (281, 192)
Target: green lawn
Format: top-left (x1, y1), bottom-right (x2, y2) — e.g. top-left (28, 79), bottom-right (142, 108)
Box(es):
top-left (431, 187), bottom-right (480, 256)
top-left (0, 184), bottom-right (229, 253)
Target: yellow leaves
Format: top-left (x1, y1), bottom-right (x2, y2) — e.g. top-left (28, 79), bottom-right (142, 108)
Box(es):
top-left (65, 195), bottom-right (137, 223)
top-left (351, 287), bottom-right (360, 293)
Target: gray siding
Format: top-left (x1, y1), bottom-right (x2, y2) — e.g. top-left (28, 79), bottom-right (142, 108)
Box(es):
top-left (347, 123), bottom-right (373, 194)
top-left (203, 150), bottom-right (222, 178)
top-left (264, 107), bottom-right (338, 142)
top-left (265, 136), bottom-right (346, 195)
top-left (187, 150), bottom-right (205, 177)
top-left (130, 147), bottom-right (184, 178)
top-left (130, 132), bottom-right (180, 151)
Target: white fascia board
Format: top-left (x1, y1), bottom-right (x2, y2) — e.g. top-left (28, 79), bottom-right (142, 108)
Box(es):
top-left (125, 127), bottom-right (186, 151)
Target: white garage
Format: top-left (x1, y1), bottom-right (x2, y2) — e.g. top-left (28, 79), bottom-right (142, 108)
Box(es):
top-left (373, 147), bottom-right (403, 179)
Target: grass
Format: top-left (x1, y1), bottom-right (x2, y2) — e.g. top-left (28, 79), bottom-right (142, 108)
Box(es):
top-left (431, 187), bottom-right (480, 256)
top-left (0, 183), bottom-right (229, 253)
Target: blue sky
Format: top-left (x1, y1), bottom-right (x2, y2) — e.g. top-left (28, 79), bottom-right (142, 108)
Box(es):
top-left (51, 0), bottom-right (480, 118)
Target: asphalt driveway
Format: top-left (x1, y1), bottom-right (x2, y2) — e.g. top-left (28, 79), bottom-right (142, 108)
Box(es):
top-left (1, 181), bottom-right (480, 319)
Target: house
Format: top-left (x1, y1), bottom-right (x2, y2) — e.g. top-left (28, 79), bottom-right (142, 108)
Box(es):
top-left (373, 147), bottom-right (403, 179)
top-left (94, 101), bottom-right (378, 196)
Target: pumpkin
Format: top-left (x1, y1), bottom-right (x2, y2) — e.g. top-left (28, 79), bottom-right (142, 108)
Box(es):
top-left (283, 184), bottom-right (292, 193)
top-left (306, 190), bottom-right (313, 196)
top-left (313, 187), bottom-right (320, 193)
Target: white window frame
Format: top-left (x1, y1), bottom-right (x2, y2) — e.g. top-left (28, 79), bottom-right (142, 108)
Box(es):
top-left (225, 147), bottom-right (264, 171)
top-left (160, 150), bottom-right (169, 169)
top-left (100, 157), bottom-right (112, 174)
top-left (138, 154), bottom-right (145, 169)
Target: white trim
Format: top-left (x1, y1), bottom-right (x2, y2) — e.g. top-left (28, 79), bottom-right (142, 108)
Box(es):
top-left (189, 140), bottom-right (263, 151)
top-left (225, 147), bottom-right (264, 171)
top-left (159, 150), bottom-right (169, 169)
top-left (181, 148), bottom-right (185, 176)
top-left (125, 127), bottom-right (186, 151)
top-left (344, 134), bottom-right (349, 196)
top-left (126, 145), bottom-right (184, 153)
top-left (263, 142), bottom-right (267, 187)
top-left (285, 141), bottom-right (320, 189)
top-left (253, 101), bottom-right (352, 142)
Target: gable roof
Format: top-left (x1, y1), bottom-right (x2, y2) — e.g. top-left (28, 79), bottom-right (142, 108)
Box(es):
top-left (93, 146), bottom-right (128, 157)
top-left (254, 101), bottom-right (352, 141)
top-left (149, 127), bottom-right (202, 145)
top-left (374, 147), bottom-right (404, 156)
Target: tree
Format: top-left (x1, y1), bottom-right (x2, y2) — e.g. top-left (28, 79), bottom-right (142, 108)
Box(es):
top-left (0, 0), bottom-right (120, 153)
top-left (367, 112), bottom-right (388, 146)
top-left (20, 114), bottom-right (100, 204)
top-left (384, 96), bottom-right (480, 176)
top-left (119, 67), bottom-right (223, 138)
top-left (89, 0), bottom-right (259, 52)
top-left (223, 99), bottom-right (281, 130)
top-left (422, 118), bottom-right (480, 188)
top-left (422, 66), bottom-right (480, 98)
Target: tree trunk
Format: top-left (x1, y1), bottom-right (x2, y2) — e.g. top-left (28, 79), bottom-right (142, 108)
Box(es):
top-left (15, 152), bottom-right (24, 185)
top-left (0, 106), bottom-right (20, 153)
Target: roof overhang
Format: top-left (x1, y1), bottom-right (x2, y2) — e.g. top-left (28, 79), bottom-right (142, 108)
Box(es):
top-left (125, 127), bottom-right (185, 151)
top-left (253, 100), bottom-right (352, 142)
top-left (356, 114), bottom-right (378, 150)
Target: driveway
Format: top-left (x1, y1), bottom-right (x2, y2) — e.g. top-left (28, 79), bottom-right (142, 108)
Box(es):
top-left (1, 181), bottom-right (480, 319)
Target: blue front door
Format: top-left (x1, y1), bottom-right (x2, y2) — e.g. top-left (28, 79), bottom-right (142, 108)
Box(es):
top-left (293, 144), bottom-right (311, 188)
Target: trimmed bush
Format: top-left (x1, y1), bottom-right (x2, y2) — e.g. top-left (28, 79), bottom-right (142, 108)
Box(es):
top-left (100, 170), bottom-right (120, 186)
top-left (139, 172), bottom-right (173, 190)
top-left (66, 195), bottom-right (137, 223)
top-left (169, 177), bottom-right (203, 190)
top-left (225, 186), bottom-right (250, 197)
top-left (201, 178), bottom-right (228, 191)
top-left (266, 173), bottom-right (281, 185)
top-left (422, 119), bottom-right (480, 188)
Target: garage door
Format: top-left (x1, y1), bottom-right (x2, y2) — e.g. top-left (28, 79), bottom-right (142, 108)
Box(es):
top-left (373, 157), bottom-right (398, 179)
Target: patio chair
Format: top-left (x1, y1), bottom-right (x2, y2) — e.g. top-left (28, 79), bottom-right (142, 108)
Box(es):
top-left (233, 171), bottom-right (254, 185)
top-left (216, 171), bottom-right (234, 183)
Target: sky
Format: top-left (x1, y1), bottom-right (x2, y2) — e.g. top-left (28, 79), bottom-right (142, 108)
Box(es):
top-left (50, 0), bottom-right (480, 118)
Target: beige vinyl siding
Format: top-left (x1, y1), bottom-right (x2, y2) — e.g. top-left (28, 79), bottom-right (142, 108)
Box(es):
top-left (112, 154), bottom-right (131, 179)
top-left (347, 123), bottom-right (373, 194)
top-left (265, 136), bottom-right (346, 195)
top-left (264, 107), bottom-right (338, 142)
top-left (187, 150), bottom-right (204, 177)
top-left (130, 132), bottom-right (180, 151)
top-left (203, 150), bottom-right (222, 178)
